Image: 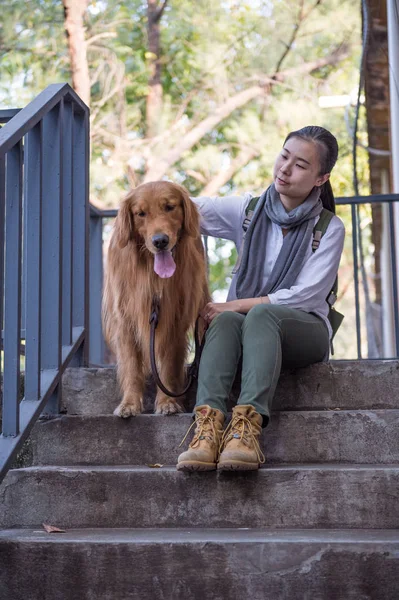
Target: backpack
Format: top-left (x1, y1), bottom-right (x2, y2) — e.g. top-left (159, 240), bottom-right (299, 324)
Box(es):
top-left (237, 196), bottom-right (344, 352)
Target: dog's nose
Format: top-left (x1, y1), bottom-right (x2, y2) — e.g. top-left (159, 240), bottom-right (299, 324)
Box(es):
top-left (152, 234), bottom-right (169, 250)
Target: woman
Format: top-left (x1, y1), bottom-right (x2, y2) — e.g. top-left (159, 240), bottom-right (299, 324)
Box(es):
top-left (177, 125), bottom-right (345, 472)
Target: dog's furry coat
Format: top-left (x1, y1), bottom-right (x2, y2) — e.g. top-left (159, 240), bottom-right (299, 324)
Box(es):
top-left (102, 181), bottom-right (210, 416)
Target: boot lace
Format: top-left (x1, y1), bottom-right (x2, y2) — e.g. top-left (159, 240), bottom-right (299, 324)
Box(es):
top-left (179, 413), bottom-right (219, 449)
top-left (219, 414), bottom-right (265, 464)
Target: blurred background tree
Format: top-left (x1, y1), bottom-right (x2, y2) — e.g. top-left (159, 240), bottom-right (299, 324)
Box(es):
top-left (1, 0), bottom-right (377, 358)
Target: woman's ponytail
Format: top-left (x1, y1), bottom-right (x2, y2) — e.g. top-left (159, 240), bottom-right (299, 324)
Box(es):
top-left (320, 179), bottom-right (335, 214)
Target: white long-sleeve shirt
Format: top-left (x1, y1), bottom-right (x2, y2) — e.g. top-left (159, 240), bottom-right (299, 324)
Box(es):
top-left (192, 192), bottom-right (345, 339)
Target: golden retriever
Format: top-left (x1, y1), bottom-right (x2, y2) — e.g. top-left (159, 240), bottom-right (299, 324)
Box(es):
top-left (102, 181), bottom-right (210, 417)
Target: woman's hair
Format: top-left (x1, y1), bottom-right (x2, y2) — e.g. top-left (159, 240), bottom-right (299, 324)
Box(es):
top-left (284, 125), bottom-right (339, 214)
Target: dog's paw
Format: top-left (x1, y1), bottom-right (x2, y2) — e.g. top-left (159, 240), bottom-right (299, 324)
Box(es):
top-left (113, 401), bottom-right (142, 418)
top-left (155, 400), bottom-right (183, 416)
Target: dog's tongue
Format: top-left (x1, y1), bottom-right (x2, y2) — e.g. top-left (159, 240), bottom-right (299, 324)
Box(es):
top-left (154, 250), bottom-right (176, 278)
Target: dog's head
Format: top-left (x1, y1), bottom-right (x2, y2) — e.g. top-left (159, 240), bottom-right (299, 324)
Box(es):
top-left (113, 182), bottom-right (200, 276)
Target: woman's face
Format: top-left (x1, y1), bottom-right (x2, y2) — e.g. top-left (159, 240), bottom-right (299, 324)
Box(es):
top-left (273, 137), bottom-right (330, 201)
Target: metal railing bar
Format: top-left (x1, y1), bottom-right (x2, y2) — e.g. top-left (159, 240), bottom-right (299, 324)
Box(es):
top-left (0, 155), bottom-right (5, 345)
top-left (24, 122), bottom-right (42, 402)
top-left (388, 202), bottom-right (399, 355)
top-left (351, 203), bottom-right (362, 358)
top-left (83, 112), bottom-right (90, 367)
top-left (40, 105), bottom-right (62, 376)
top-left (90, 207), bottom-right (117, 218)
top-left (89, 216), bottom-right (105, 365)
top-left (3, 143), bottom-right (23, 436)
top-left (0, 84), bottom-right (88, 156)
top-left (61, 326), bottom-right (85, 364)
top-left (72, 111), bottom-right (89, 357)
top-left (335, 193), bottom-right (399, 205)
top-left (62, 102), bottom-right (73, 346)
top-left (0, 109), bottom-right (22, 124)
top-left (89, 194), bottom-right (399, 222)
top-left (0, 326), bottom-right (85, 480)
top-left (1, 329), bottom-right (26, 339)
top-left (89, 204), bottom-right (105, 217)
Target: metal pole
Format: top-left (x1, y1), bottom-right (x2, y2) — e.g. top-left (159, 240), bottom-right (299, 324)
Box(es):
top-left (381, 171), bottom-right (396, 356)
top-left (387, 0), bottom-right (399, 354)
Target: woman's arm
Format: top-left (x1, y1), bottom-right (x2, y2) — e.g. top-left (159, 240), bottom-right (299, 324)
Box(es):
top-left (191, 194), bottom-right (250, 241)
top-left (201, 296), bottom-right (270, 323)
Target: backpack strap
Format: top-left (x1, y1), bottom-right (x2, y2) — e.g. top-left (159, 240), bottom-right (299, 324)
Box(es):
top-left (232, 196), bottom-right (260, 274)
top-left (243, 196), bottom-right (260, 232)
top-left (313, 208), bottom-right (338, 306)
top-left (312, 208), bottom-right (334, 251)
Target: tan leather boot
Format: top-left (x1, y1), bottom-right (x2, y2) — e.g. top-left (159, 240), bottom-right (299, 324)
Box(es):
top-left (177, 405), bottom-right (225, 472)
top-left (218, 404), bottom-right (265, 471)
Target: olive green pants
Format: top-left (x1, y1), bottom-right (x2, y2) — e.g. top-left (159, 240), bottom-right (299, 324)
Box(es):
top-left (196, 304), bottom-right (330, 427)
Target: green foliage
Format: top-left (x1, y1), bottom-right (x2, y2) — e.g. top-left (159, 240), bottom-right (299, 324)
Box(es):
top-left (0, 0), bottom-right (372, 357)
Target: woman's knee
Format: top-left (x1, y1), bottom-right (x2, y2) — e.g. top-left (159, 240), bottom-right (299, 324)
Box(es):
top-left (243, 303), bottom-right (281, 333)
top-left (210, 310), bottom-right (244, 330)
top-left (245, 302), bottom-right (279, 321)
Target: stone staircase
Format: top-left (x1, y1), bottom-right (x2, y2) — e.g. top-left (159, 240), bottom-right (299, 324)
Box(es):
top-left (0, 361), bottom-right (399, 599)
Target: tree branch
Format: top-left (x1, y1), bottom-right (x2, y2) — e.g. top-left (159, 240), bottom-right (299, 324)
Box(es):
top-left (86, 32), bottom-right (117, 47)
top-left (155, 0), bottom-right (169, 22)
top-left (186, 169), bottom-right (207, 185)
top-left (199, 146), bottom-right (260, 197)
top-left (138, 45), bottom-right (349, 182)
top-left (273, 0), bottom-right (323, 76)
top-left (274, 0), bottom-right (304, 75)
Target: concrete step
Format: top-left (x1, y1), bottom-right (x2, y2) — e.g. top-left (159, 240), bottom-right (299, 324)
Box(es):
top-left (61, 360), bottom-right (399, 415)
top-left (28, 410), bottom-right (399, 466)
top-left (1, 528), bottom-right (398, 600)
top-left (1, 464), bottom-right (398, 529)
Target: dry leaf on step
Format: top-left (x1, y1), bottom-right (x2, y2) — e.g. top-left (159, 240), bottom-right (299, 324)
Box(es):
top-left (147, 463), bottom-right (164, 468)
top-left (42, 523), bottom-right (66, 533)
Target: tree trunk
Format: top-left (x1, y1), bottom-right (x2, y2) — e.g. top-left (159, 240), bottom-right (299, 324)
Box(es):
top-left (146, 0), bottom-right (164, 138)
top-left (63, 0), bottom-right (91, 106)
top-left (364, 0), bottom-right (391, 306)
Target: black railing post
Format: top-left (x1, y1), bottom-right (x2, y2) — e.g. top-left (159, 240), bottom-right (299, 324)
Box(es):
top-left (24, 123), bottom-right (42, 403)
top-left (0, 156), bottom-right (5, 412)
top-left (72, 109), bottom-right (90, 366)
top-left (388, 202), bottom-right (399, 356)
top-left (89, 213), bottom-right (105, 365)
top-left (40, 103), bottom-right (63, 415)
top-left (3, 142), bottom-right (23, 436)
top-left (351, 203), bottom-right (362, 358)
top-left (62, 100), bottom-right (73, 348)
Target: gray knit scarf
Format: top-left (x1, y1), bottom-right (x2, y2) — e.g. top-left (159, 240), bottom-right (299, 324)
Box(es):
top-left (228, 183), bottom-right (323, 301)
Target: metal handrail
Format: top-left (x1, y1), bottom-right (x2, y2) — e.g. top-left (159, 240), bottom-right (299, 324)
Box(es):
top-left (0, 84), bottom-right (90, 482)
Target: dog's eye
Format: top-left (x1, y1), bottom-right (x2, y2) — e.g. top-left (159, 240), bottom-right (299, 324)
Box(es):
top-left (165, 205), bottom-right (175, 212)
top-left (137, 211), bottom-right (146, 217)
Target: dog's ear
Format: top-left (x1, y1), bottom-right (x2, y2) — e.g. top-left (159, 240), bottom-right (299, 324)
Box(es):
top-left (114, 197), bottom-right (134, 248)
top-left (180, 187), bottom-right (200, 238)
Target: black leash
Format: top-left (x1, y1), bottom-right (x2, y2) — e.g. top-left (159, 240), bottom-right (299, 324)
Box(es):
top-left (149, 295), bottom-right (204, 398)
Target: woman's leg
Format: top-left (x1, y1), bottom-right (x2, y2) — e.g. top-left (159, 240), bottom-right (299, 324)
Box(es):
top-left (195, 311), bottom-right (245, 415)
top-left (238, 303), bottom-right (330, 425)
top-left (177, 311), bottom-right (245, 472)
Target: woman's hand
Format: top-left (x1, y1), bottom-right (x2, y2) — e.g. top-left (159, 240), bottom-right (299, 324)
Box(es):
top-left (201, 297), bottom-right (270, 324)
top-left (200, 301), bottom-right (239, 324)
